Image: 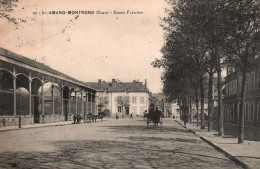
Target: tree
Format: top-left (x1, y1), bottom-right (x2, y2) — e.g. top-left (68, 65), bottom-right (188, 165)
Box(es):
top-left (115, 95), bottom-right (130, 118)
top-left (0, 0), bottom-right (18, 24)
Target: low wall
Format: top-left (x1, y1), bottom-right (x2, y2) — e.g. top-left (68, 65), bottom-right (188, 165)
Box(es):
top-left (0, 115), bottom-right (34, 127)
top-left (0, 114), bottom-right (73, 127)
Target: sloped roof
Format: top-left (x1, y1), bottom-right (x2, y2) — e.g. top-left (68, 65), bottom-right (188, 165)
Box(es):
top-left (87, 81), bottom-right (149, 92)
top-left (0, 47), bottom-right (96, 90)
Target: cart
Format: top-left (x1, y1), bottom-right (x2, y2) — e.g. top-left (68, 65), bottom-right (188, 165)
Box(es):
top-left (146, 110), bottom-right (162, 126)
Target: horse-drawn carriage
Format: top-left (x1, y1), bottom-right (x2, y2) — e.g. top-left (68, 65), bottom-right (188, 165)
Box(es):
top-left (146, 106), bottom-right (163, 126)
top-left (86, 112), bottom-right (106, 123)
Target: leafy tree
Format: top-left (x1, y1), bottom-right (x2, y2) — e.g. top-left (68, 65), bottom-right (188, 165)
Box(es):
top-left (0, 0), bottom-right (18, 24)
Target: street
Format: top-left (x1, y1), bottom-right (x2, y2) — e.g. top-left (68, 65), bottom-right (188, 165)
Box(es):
top-left (0, 118), bottom-right (242, 169)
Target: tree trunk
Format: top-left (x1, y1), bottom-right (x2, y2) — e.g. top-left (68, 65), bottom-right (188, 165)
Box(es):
top-left (179, 99), bottom-right (183, 121)
top-left (217, 61), bottom-right (224, 136)
top-left (200, 75), bottom-right (205, 129)
top-left (189, 97), bottom-right (192, 124)
top-left (184, 97), bottom-right (188, 126)
top-left (195, 89), bottom-right (199, 127)
top-left (208, 70), bottom-right (214, 132)
top-left (238, 66), bottom-right (247, 143)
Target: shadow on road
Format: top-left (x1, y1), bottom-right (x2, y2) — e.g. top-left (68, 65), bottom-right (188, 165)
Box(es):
top-left (124, 136), bottom-right (199, 143)
top-left (102, 125), bottom-right (192, 134)
top-left (0, 139), bottom-right (238, 169)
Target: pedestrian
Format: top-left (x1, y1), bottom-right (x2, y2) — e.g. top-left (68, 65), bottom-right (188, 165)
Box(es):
top-left (73, 114), bottom-right (77, 124)
top-left (116, 113), bottom-right (119, 120)
top-left (184, 113), bottom-right (188, 126)
top-left (143, 110), bottom-right (147, 120)
top-left (130, 113), bottom-right (133, 119)
top-left (154, 107), bottom-right (161, 126)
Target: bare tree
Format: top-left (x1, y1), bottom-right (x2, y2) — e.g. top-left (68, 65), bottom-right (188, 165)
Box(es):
top-left (115, 96), bottom-right (130, 118)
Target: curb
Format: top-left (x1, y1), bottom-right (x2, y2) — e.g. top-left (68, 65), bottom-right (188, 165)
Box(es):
top-left (175, 120), bottom-right (252, 169)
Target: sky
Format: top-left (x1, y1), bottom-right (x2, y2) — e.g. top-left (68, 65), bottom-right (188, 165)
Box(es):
top-left (0, 0), bottom-right (168, 93)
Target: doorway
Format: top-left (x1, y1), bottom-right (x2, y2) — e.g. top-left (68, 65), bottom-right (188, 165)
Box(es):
top-left (125, 107), bottom-right (129, 115)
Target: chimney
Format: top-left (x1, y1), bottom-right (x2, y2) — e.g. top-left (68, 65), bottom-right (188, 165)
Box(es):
top-left (98, 79), bottom-right (102, 85)
top-left (145, 79), bottom-right (147, 88)
top-left (112, 79), bottom-right (116, 87)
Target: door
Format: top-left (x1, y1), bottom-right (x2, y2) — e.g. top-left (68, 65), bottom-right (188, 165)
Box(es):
top-left (125, 107), bottom-right (129, 115)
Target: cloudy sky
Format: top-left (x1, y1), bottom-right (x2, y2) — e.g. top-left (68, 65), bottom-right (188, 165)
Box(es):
top-left (0, 0), bottom-right (167, 93)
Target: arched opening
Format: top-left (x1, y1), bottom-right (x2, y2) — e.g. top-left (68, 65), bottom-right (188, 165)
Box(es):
top-left (41, 82), bottom-right (53, 116)
top-left (104, 109), bottom-right (111, 117)
top-left (53, 82), bottom-right (62, 115)
top-left (70, 88), bottom-right (76, 116)
top-left (76, 89), bottom-right (83, 117)
top-left (31, 78), bottom-right (42, 123)
top-left (63, 86), bottom-right (70, 121)
top-left (0, 70), bottom-right (13, 115)
top-left (16, 74), bottom-right (29, 116)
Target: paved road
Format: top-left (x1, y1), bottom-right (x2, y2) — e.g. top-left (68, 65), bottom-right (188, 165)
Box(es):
top-left (0, 118), bottom-right (242, 169)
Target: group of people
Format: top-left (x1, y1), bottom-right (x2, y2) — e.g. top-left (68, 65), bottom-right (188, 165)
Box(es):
top-left (146, 104), bottom-right (163, 126)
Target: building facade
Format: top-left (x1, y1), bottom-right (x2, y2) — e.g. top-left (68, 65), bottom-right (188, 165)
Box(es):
top-left (224, 66), bottom-right (260, 127)
top-left (0, 47), bottom-right (97, 127)
top-left (88, 79), bottom-right (149, 117)
top-left (223, 30), bottom-right (260, 127)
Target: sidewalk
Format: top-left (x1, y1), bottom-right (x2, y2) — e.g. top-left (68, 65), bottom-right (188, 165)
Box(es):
top-left (0, 119), bottom-right (107, 132)
top-left (0, 121), bottom-right (73, 132)
top-left (176, 119), bottom-right (260, 169)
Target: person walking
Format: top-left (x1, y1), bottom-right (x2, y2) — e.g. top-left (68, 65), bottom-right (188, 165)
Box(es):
top-left (184, 113), bottom-right (188, 126)
top-left (73, 114), bottom-right (77, 124)
top-left (130, 113), bottom-right (133, 119)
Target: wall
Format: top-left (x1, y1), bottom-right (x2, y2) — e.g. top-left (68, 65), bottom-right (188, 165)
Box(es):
top-left (111, 92), bottom-right (149, 117)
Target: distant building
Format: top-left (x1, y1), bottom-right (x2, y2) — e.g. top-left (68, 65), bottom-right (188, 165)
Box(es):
top-left (87, 79), bottom-right (149, 117)
top-left (171, 99), bottom-right (179, 118)
top-left (152, 93), bottom-right (164, 112)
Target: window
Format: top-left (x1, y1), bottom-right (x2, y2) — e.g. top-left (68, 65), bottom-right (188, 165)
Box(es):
top-left (246, 74), bottom-right (250, 91)
top-left (132, 96), bottom-right (136, 104)
top-left (251, 102), bottom-right (254, 121)
top-left (140, 96), bottom-right (144, 104)
top-left (251, 72), bottom-right (255, 90)
top-left (257, 102), bottom-right (260, 121)
top-left (118, 106), bottom-right (122, 112)
top-left (117, 96), bottom-right (122, 101)
top-left (104, 96), bottom-right (109, 103)
top-left (226, 83), bottom-right (229, 96)
top-left (125, 96), bottom-right (130, 103)
top-left (246, 103), bottom-right (249, 120)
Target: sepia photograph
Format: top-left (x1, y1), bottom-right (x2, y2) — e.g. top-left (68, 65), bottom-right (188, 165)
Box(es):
top-left (0, 0), bottom-right (259, 168)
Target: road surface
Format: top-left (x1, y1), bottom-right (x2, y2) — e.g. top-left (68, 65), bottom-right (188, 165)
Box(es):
top-left (0, 118), bottom-right (242, 169)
